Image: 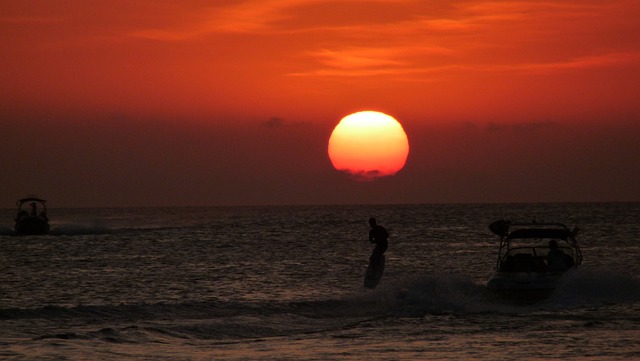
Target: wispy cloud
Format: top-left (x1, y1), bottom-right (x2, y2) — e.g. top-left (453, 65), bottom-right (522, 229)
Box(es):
top-left (128, 1), bottom-right (288, 40)
top-left (129, 0), bottom-right (331, 40)
top-left (129, 29), bottom-right (197, 41)
top-left (486, 121), bottom-right (556, 132)
top-left (261, 116), bottom-right (312, 131)
top-left (0, 16), bottom-right (64, 24)
top-left (291, 45), bottom-right (454, 77)
top-left (46, 0), bottom-right (639, 80)
top-left (287, 1), bottom-right (640, 79)
top-left (306, 47), bottom-right (408, 70)
top-left (502, 52), bottom-right (640, 74)
top-left (263, 117), bottom-right (286, 129)
top-left (294, 49), bottom-right (640, 78)
top-left (340, 168), bottom-right (393, 182)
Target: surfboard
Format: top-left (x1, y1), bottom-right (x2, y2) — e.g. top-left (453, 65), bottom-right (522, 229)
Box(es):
top-left (364, 255), bottom-right (385, 289)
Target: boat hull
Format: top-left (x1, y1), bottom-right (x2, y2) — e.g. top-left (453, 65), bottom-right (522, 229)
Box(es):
top-left (14, 217), bottom-right (50, 235)
top-left (487, 271), bottom-right (566, 301)
top-left (487, 271), bottom-right (564, 291)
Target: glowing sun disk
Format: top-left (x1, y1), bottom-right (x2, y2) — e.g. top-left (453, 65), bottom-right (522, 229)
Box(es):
top-left (328, 111), bottom-right (409, 180)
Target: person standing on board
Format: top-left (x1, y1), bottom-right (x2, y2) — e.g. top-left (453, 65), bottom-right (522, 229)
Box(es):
top-left (368, 217), bottom-right (388, 267)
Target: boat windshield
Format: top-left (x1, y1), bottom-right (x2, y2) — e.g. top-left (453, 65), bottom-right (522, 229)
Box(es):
top-left (16, 197), bottom-right (48, 219)
top-left (499, 244), bottom-right (575, 272)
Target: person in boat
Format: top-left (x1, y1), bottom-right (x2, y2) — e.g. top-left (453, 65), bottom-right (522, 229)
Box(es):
top-left (368, 217), bottom-right (389, 268)
top-left (546, 240), bottom-right (573, 271)
top-left (16, 209), bottom-right (28, 220)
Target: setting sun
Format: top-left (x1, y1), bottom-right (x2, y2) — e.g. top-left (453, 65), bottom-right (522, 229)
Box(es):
top-left (328, 111), bottom-right (409, 181)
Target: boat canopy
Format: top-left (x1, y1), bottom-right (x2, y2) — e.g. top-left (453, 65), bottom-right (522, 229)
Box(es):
top-left (18, 197), bottom-right (47, 204)
top-left (16, 196), bottom-right (48, 212)
top-left (508, 228), bottom-right (572, 240)
top-left (489, 219), bottom-right (583, 271)
top-left (16, 196), bottom-right (47, 205)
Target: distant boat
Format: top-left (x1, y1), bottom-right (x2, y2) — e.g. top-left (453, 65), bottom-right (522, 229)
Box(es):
top-left (14, 196), bottom-right (50, 235)
top-left (486, 219), bottom-right (582, 300)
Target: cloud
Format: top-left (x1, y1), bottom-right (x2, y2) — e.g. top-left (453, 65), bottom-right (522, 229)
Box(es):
top-left (306, 47), bottom-right (407, 69)
top-left (284, 1), bottom-right (640, 79)
top-left (339, 169), bottom-right (392, 182)
top-left (501, 52), bottom-right (640, 74)
top-left (486, 121), bottom-right (556, 132)
top-left (263, 117), bottom-right (286, 129)
top-left (260, 117), bottom-right (313, 130)
top-left (129, 29), bottom-right (197, 41)
top-left (128, 0), bottom-right (331, 39)
top-left (290, 45), bottom-right (454, 77)
top-left (0, 16), bottom-right (64, 24)
top-left (293, 49), bottom-right (640, 78)
top-left (204, 0), bottom-right (304, 33)
top-left (124, 0), bottom-right (640, 83)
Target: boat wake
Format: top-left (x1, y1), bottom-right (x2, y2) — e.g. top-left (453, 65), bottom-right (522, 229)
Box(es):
top-left (0, 226), bottom-right (14, 235)
top-left (46, 221), bottom-right (191, 236)
top-left (547, 267), bottom-right (640, 305)
top-left (3, 270), bottom-right (639, 346)
top-left (349, 269), bottom-right (640, 315)
top-left (48, 221), bottom-right (114, 235)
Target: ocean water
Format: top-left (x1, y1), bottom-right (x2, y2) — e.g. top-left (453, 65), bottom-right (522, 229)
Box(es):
top-left (1, 203), bottom-right (639, 360)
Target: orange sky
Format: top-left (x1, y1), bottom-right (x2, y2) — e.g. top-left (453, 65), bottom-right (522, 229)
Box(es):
top-left (1, 0), bottom-right (639, 207)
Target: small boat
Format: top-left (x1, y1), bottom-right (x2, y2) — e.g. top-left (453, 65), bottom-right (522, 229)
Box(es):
top-left (14, 196), bottom-right (50, 235)
top-left (486, 219), bottom-right (582, 299)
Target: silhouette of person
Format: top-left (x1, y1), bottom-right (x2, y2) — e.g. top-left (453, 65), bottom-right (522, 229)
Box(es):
top-left (368, 218), bottom-right (388, 266)
top-left (30, 202), bottom-right (37, 216)
top-left (547, 240), bottom-right (568, 271)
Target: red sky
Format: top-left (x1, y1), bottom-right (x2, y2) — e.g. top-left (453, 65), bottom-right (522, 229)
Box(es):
top-left (1, 0), bottom-right (639, 207)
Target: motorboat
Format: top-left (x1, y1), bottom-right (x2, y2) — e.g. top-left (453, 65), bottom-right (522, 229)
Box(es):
top-left (486, 219), bottom-right (582, 298)
top-left (14, 196), bottom-right (50, 235)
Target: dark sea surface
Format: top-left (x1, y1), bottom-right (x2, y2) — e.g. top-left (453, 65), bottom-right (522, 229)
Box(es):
top-left (1, 203), bottom-right (639, 360)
